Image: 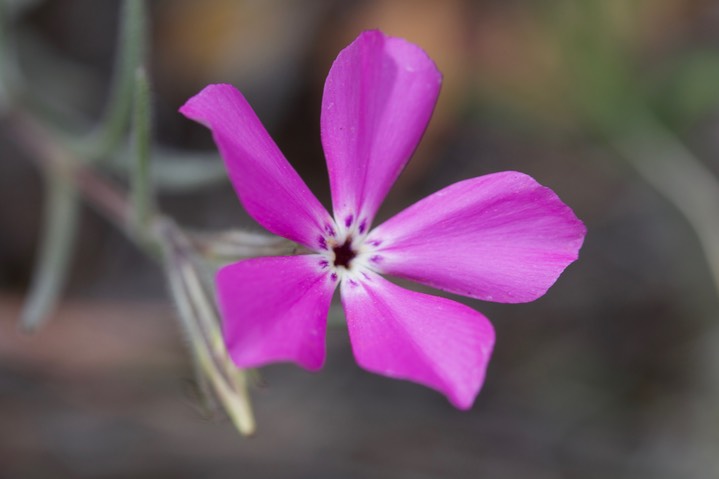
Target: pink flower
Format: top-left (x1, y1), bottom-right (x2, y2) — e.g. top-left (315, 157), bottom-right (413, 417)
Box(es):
top-left (180, 30), bottom-right (586, 409)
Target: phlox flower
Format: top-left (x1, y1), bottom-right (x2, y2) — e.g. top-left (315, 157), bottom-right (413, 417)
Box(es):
top-left (180, 30), bottom-right (586, 409)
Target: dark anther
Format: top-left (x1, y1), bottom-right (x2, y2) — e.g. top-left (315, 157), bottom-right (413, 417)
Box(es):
top-left (332, 239), bottom-right (355, 269)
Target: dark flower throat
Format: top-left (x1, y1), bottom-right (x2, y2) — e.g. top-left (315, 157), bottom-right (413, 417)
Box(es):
top-left (333, 239), bottom-right (355, 269)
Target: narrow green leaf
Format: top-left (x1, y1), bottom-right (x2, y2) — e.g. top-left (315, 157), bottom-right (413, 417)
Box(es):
top-left (80, 0), bottom-right (147, 160)
top-left (607, 111), bottom-right (719, 296)
top-left (146, 150), bottom-right (228, 192)
top-left (107, 148), bottom-right (228, 192)
top-left (21, 171), bottom-right (80, 332)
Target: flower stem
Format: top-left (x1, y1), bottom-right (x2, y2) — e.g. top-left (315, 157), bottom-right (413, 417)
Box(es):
top-left (4, 109), bottom-right (267, 435)
top-left (158, 219), bottom-right (255, 435)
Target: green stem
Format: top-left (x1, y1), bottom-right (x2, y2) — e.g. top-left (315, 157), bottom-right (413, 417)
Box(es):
top-left (131, 66), bottom-right (153, 232)
top-left (8, 111), bottom-right (132, 231)
top-left (608, 111), bottom-right (719, 295)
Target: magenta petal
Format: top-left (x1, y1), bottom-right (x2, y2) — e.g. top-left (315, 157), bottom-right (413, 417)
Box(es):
top-left (217, 255), bottom-right (336, 371)
top-left (341, 272), bottom-right (494, 409)
top-left (369, 171), bottom-right (587, 303)
top-left (321, 30), bottom-right (442, 230)
top-left (180, 84), bottom-right (333, 249)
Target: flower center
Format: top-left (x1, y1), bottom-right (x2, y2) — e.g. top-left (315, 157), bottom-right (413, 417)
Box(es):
top-left (332, 238), bottom-right (356, 269)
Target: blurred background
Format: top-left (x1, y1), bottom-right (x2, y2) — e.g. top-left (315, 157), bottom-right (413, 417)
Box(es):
top-left (2, 0), bottom-right (719, 477)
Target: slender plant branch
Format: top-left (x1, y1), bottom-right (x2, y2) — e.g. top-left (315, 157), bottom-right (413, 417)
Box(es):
top-left (1, 0), bottom-right (272, 437)
top-left (5, 109), bottom-right (292, 260)
top-left (131, 66), bottom-right (154, 232)
top-left (608, 111), bottom-right (719, 296)
top-left (5, 107), bottom-right (266, 435)
top-left (8, 110), bottom-right (132, 231)
top-left (79, 0), bottom-right (147, 160)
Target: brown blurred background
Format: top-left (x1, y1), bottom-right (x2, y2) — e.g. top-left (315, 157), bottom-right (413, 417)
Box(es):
top-left (2, 0), bottom-right (719, 477)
